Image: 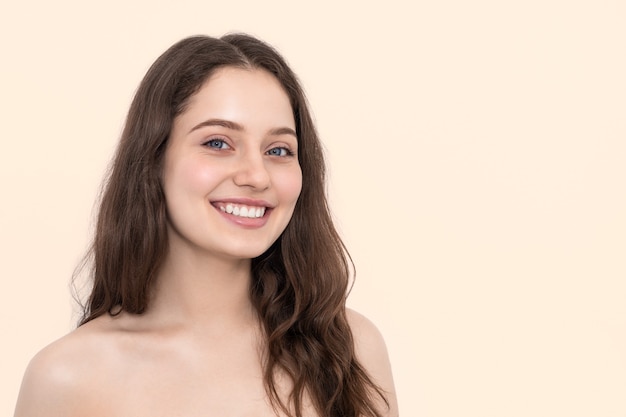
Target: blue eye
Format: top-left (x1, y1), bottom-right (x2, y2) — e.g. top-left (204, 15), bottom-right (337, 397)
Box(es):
top-left (267, 147), bottom-right (292, 157)
top-left (205, 139), bottom-right (230, 149)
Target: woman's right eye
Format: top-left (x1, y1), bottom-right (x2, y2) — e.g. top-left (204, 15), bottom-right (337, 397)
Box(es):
top-left (204, 138), bottom-right (231, 150)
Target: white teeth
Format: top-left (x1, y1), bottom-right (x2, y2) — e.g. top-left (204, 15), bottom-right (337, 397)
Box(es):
top-left (218, 203), bottom-right (266, 219)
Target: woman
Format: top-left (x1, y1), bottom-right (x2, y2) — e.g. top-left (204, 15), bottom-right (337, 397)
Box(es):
top-left (15, 33), bottom-right (398, 417)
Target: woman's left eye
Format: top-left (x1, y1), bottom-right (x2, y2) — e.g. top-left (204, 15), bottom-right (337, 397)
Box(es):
top-left (267, 147), bottom-right (293, 157)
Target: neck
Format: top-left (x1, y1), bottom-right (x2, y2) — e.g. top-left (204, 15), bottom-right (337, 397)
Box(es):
top-left (147, 240), bottom-right (256, 332)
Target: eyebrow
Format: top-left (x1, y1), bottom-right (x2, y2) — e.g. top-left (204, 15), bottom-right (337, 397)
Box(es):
top-left (189, 118), bottom-right (297, 138)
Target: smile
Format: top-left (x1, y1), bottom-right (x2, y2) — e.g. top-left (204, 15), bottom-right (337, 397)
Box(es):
top-left (215, 203), bottom-right (266, 219)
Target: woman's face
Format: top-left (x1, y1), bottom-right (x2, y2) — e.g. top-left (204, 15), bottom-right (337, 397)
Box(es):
top-left (162, 67), bottom-right (302, 260)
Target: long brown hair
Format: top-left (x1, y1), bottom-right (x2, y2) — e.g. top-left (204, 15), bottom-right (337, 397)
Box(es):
top-left (79, 34), bottom-right (388, 417)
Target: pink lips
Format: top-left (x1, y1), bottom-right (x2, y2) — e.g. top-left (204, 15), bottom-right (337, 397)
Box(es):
top-left (210, 197), bottom-right (273, 229)
top-left (211, 197), bottom-right (273, 208)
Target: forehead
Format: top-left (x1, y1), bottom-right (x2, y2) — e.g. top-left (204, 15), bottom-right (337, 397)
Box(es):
top-left (176, 67), bottom-right (295, 130)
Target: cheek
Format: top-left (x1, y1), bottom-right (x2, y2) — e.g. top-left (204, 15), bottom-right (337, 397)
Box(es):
top-left (274, 166), bottom-right (303, 203)
top-left (163, 157), bottom-right (222, 203)
top-left (181, 158), bottom-right (220, 189)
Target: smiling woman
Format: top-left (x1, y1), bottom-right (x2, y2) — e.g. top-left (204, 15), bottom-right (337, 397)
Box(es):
top-left (13, 34), bottom-right (398, 417)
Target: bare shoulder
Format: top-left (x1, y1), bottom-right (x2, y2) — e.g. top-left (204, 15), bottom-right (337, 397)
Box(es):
top-left (346, 308), bottom-right (393, 371)
top-left (346, 308), bottom-right (400, 417)
top-left (14, 316), bottom-right (120, 417)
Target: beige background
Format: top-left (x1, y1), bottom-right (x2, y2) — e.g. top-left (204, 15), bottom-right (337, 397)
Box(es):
top-left (2, 1), bottom-right (625, 416)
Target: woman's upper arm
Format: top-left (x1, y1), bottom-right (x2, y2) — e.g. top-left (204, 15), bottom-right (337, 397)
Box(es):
top-left (347, 308), bottom-right (400, 417)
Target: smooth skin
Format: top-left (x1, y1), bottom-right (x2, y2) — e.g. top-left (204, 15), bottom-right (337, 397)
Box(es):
top-left (14, 68), bottom-right (398, 417)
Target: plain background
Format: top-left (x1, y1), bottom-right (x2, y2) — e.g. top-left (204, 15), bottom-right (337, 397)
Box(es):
top-left (1, 1), bottom-right (625, 416)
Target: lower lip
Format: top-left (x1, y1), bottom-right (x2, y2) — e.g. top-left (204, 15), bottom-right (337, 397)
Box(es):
top-left (214, 206), bottom-right (271, 229)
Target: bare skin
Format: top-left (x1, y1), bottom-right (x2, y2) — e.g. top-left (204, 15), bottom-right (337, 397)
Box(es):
top-left (14, 68), bottom-right (398, 416)
top-left (15, 234), bottom-right (397, 416)
top-left (14, 299), bottom-right (397, 417)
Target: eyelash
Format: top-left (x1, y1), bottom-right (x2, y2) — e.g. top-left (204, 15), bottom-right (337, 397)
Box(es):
top-left (202, 138), bottom-right (295, 157)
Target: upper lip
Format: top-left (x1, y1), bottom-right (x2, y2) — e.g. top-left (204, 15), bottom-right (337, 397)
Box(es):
top-left (210, 197), bottom-right (274, 208)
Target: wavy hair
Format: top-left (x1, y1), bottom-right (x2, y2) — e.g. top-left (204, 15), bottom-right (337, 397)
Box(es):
top-left (78, 34), bottom-right (388, 417)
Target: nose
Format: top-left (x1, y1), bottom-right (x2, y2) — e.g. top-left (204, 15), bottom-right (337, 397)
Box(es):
top-left (233, 151), bottom-right (271, 190)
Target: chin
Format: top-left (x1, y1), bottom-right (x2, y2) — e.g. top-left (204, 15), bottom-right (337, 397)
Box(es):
top-left (218, 240), bottom-right (278, 261)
